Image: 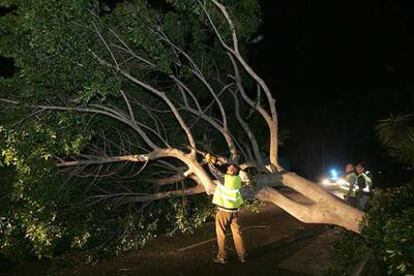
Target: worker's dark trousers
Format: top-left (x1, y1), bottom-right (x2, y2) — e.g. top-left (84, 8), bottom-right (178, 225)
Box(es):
top-left (347, 196), bottom-right (357, 207)
top-left (215, 210), bottom-right (246, 260)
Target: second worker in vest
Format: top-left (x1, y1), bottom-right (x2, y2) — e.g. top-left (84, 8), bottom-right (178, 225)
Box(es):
top-left (355, 162), bottom-right (373, 210)
top-left (204, 153), bottom-right (246, 264)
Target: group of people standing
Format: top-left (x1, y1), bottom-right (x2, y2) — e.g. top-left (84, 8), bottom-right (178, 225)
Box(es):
top-left (341, 162), bottom-right (373, 210)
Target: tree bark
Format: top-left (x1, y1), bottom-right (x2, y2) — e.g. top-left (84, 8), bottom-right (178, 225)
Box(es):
top-left (246, 173), bottom-right (364, 233)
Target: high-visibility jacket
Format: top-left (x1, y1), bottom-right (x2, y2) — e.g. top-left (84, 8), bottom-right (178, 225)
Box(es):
top-left (212, 174), bottom-right (244, 210)
top-left (340, 172), bottom-right (358, 197)
top-left (357, 172), bottom-right (373, 194)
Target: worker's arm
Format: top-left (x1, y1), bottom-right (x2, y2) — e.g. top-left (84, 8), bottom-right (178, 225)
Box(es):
top-left (208, 163), bottom-right (225, 184)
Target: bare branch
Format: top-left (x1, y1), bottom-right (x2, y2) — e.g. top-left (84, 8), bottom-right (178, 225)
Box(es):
top-left (91, 52), bottom-right (197, 155)
top-left (108, 28), bottom-right (156, 67)
top-left (57, 154), bottom-right (150, 168)
top-left (1, 98), bottom-right (160, 150)
top-left (117, 184), bottom-right (205, 204)
top-left (155, 27), bottom-right (228, 127)
top-left (93, 22), bottom-right (119, 70)
top-left (145, 170), bottom-right (197, 186)
top-left (171, 76), bottom-right (203, 113)
top-left (183, 104), bottom-right (237, 158)
top-left (230, 89), bottom-right (264, 168)
top-left (199, 0), bottom-right (281, 168)
top-left (119, 89), bottom-right (135, 121)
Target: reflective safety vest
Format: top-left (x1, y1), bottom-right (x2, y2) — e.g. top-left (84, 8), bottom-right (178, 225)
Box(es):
top-left (340, 172), bottom-right (358, 197)
top-left (358, 172), bottom-right (373, 193)
top-left (212, 174), bottom-right (244, 210)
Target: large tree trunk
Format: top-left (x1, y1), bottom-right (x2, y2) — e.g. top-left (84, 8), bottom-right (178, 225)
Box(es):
top-left (55, 151), bottom-right (364, 233)
top-left (251, 173), bottom-right (364, 232)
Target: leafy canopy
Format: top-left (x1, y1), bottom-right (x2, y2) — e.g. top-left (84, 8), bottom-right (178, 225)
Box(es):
top-left (0, 0), bottom-right (262, 261)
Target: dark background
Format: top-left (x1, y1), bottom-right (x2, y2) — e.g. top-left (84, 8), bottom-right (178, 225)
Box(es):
top-left (253, 0), bottom-right (414, 183)
top-left (1, 0), bottom-right (413, 184)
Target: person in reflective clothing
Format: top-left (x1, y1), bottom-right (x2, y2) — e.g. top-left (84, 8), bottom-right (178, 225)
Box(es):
top-left (355, 162), bottom-right (373, 210)
top-left (205, 153), bottom-right (246, 264)
top-left (342, 163), bottom-right (358, 206)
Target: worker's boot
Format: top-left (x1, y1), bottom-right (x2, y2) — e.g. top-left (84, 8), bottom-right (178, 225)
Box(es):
top-left (212, 257), bottom-right (227, 264)
top-left (238, 254), bottom-right (247, 263)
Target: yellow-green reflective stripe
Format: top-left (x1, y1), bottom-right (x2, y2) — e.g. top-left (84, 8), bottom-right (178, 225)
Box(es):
top-left (217, 184), bottom-right (239, 193)
top-left (220, 194), bottom-right (238, 202)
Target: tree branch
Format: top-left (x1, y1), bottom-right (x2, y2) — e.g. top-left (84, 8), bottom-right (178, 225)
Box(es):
top-left (91, 52), bottom-right (197, 156)
top-left (231, 89), bottom-right (265, 169)
top-left (199, 0), bottom-right (280, 169)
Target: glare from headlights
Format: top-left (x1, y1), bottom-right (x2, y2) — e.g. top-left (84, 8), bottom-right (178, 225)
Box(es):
top-left (322, 178), bottom-right (330, 185)
top-left (337, 178), bottom-right (349, 186)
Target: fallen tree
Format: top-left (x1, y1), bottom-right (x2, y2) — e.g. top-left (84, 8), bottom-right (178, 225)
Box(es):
top-left (0, 0), bottom-right (363, 234)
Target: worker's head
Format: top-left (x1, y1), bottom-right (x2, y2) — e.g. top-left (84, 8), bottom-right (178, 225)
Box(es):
top-left (226, 163), bottom-right (240, 176)
top-left (355, 162), bottom-right (366, 174)
top-left (345, 163), bottom-right (355, 174)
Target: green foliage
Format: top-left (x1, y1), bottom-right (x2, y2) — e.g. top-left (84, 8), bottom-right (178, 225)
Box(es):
top-left (0, 0), bottom-right (263, 264)
top-left (0, 0), bottom-right (121, 103)
top-left (243, 198), bottom-right (265, 213)
top-left (376, 114), bottom-right (414, 166)
top-left (371, 113), bottom-right (414, 274)
top-left (362, 185), bottom-right (414, 275)
top-left (0, 120), bottom-right (90, 259)
top-left (329, 186), bottom-right (414, 275)
top-left (163, 196), bottom-right (215, 236)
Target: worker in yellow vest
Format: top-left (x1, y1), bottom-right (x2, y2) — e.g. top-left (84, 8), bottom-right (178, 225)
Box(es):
top-left (356, 162), bottom-right (373, 210)
top-left (340, 163), bottom-right (358, 206)
top-left (205, 153), bottom-right (246, 264)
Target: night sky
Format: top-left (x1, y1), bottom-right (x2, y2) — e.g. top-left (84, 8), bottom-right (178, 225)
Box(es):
top-left (254, 0), bottom-right (414, 180)
top-left (1, 1), bottom-right (413, 183)
top-left (257, 0), bottom-right (414, 92)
